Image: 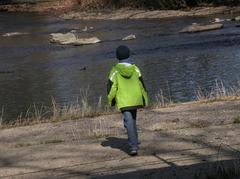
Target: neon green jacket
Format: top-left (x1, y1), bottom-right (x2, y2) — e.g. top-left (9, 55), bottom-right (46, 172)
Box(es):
top-left (107, 63), bottom-right (148, 111)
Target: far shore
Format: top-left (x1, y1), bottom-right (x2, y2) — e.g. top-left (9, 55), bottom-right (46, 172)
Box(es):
top-left (59, 6), bottom-right (240, 20)
top-left (0, 3), bottom-right (240, 20)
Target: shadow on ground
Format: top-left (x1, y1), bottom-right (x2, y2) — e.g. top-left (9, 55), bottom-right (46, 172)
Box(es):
top-left (101, 137), bottom-right (129, 154)
top-left (91, 159), bottom-right (240, 179)
top-left (1, 125), bottom-right (240, 179)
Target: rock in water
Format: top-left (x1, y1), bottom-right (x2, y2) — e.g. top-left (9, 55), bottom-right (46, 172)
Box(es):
top-left (180, 23), bottom-right (223, 33)
top-left (70, 30), bottom-right (77, 33)
top-left (211, 18), bottom-right (225, 23)
top-left (73, 37), bottom-right (101, 45)
top-left (50, 33), bottom-right (101, 45)
top-left (50, 33), bottom-right (77, 44)
top-left (235, 16), bottom-right (240, 21)
top-left (122, 34), bottom-right (136, 41)
top-left (79, 66), bottom-right (87, 71)
top-left (2, 32), bottom-right (28, 37)
top-left (81, 26), bottom-right (94, 32)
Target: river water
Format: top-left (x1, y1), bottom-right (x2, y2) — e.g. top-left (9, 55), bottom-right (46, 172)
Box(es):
top-left (0, 12), bottom-right (240, 121)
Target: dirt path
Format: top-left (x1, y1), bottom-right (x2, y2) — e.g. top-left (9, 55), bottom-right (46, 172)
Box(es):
top-left (0, 100), bottom-right (240, 178)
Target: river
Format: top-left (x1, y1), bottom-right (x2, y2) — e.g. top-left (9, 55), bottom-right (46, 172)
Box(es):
top-left (0, 12), bottom-right (240, 121)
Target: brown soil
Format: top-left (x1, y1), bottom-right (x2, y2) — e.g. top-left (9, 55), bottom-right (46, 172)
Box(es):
top-left (0, 100), bottom-right (240, 178)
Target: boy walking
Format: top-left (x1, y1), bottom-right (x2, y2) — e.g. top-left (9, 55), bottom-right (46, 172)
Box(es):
top-left (107, 45), bottom-right (148, 156)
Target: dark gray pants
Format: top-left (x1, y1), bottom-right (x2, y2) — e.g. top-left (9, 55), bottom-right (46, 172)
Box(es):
top-left (122, 110), bottom-right (139, 151)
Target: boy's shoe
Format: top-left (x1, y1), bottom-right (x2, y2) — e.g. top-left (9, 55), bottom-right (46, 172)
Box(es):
top-left (130, 150), bottom-right (138, 156)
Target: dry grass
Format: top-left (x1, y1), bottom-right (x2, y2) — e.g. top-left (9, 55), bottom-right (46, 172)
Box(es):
top-left (68, 117), bottom-right (121, 142)
top-left (155, 79), bottom-right (240, 108)
top-left (153, 79), bottom-right (240, 112)
top-left (2, 79), bottom-right (240, 129)
top-left (154, 89), bottom-right (173, 107)
top-left (154, 81), bottom-right (173, 107)
top-left (58, 89), bottom-right (105, 120)
top-left (1, 88), bottom-right (110, 128)
top-left (196, 80), bottom-right (240, 102)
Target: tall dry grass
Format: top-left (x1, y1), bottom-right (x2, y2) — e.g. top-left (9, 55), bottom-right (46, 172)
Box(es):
top-left (155, 89), bottom-right (173, 107)
top-left (53, 89), bottom-right (104, 121)
top-left (154, 79), bottom-right (240, 108)
top-left (2, 79), bottom-right (240, 128)
top-left (1, 88), bottom-right (108, 128)
top-left (50, 89), bottom-right (106, 121)
top-left (196, 79), bottom-right (240, 102)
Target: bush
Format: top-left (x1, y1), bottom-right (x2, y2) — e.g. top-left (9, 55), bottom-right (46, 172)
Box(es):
top-left (136, 0), bottom-right (187, 9)
top-left (213, 0), bottom-right (240, 5)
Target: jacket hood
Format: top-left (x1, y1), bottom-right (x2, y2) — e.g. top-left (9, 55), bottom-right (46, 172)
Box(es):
top-left (115, 63), bottom-right (135, 78)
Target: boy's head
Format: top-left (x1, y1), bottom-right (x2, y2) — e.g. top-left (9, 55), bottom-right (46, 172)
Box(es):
top-left (116, 45), bottom-right (130, 61)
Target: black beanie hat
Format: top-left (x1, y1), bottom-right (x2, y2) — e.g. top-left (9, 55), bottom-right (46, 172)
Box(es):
top-left (116, 45), bottom-right (130, 60)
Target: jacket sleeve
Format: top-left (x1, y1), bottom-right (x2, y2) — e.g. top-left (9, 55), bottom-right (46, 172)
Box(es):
top-left (139, 76), bottom-right (147, 91)
top-left (135, 66), bottom-right (149, 107)
top-left (107, 68), bottom-right (118, 106)
top-left (140, 77), bottom-right (149, 107)
top-left (107, 80), bottom-right (116, 106)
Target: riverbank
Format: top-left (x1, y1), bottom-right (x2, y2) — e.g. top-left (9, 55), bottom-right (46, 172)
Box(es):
top-left (1, 99), bottom-right (240, 178)
top-left (0, 0), bottom-right (78, 13)
top-left (60, 6), bottom-right (240, 20)
top-left (1, 2), bottom-right (240, 20)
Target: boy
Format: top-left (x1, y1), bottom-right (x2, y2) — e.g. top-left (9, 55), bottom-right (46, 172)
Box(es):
top-left (107, 45), bottom-right (148, 156)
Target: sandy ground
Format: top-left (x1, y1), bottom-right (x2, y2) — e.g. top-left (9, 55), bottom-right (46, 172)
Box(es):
top-left (0, 100), bottom-right (240, 178)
